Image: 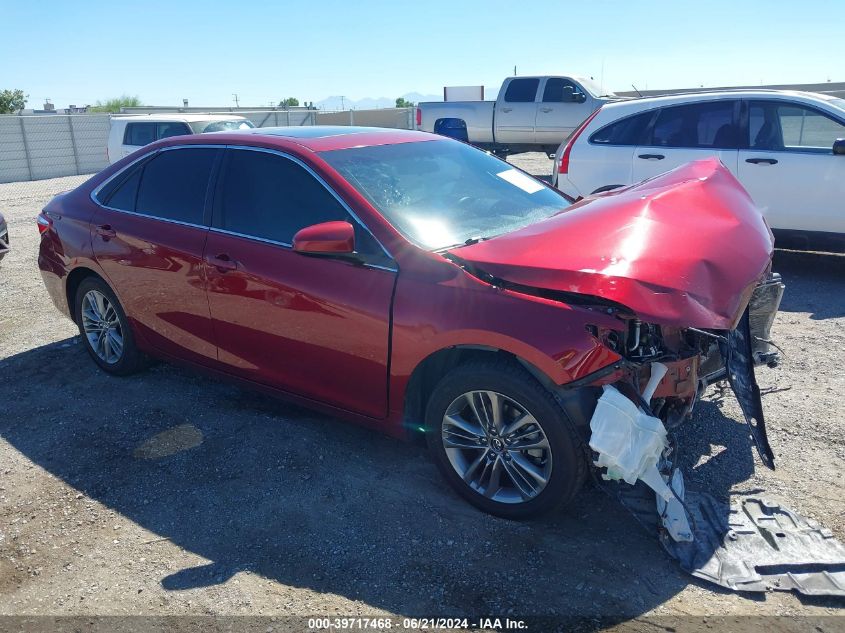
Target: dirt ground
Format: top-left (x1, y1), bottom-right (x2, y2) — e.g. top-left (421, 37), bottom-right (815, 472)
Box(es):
top-left (0, 156), bottom-right (843, 628)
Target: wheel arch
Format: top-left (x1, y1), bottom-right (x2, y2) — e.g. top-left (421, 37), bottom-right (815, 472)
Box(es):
top-left (402, 345), bottom-right (580, 439)
top-left (65, 266), bottom-right (108, 324)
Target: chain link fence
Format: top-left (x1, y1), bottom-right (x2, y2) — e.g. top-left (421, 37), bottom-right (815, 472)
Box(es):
top-left (0, 108), bottom-right (416, 186)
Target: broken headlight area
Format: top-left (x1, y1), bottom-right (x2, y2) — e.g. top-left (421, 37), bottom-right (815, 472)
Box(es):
top-left (580, 273), bottom-right (845, 597)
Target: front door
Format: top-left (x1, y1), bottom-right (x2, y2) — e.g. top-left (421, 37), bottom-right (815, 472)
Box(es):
top-left (534, 78), bottom-right (596, 146)
top-left (204, 148), bottom-right (396, 418)
top-left (91, 146), bottom-right (221, 364)
top-left (737, 100), bottom-right (845, 234)
top-left (632, 99), bottom-right (740, 183)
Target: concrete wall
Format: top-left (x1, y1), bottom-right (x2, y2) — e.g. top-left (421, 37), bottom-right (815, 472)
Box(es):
top-left (0, 108), bottom-right (415, 184)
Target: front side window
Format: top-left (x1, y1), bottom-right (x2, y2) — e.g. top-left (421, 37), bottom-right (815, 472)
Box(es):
top-left (749, 101), bottom-right (845, 151)
top-left (590, 111), bottom-right (654, 146)
top-left (543, 78), bottom-right (580, 103)
top-left (217, 150), bottom-right (351, 245)
top-left (124, 122), bottom-right (156, 146)
top-left (650, 101), bottom-right (738, 148)
top-left (503, 78), bottom-right (540, 103)
top-left (321, 139), bottom-right (572, 250)
top-left (133, 148), bottom-right (218, 224)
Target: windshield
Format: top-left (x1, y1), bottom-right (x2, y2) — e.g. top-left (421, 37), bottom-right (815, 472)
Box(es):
top-left (577, 77), bottom-right (614, 97)
top-left (190, 119), bottom-right (255, 133)
top-left (321, 140), bottom-right (572, 250)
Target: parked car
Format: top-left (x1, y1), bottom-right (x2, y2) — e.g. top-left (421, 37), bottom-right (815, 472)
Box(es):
top-left (417, 76), bottom-right (621, 157)
top-left (107, 114), bottom-right (254, 163)
top-left (552, 90), bottom-right (845, 252)
top-left (0, 211), bottom-right (8, 263)
top-left (38, 127), bottom-right (782, 520)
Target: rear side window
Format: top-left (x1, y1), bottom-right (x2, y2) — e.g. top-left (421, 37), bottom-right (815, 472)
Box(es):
top-left (123, 122), bottom-right (156, 147)
top-left (543, 78), bottom-right (580, 103)
top-left (217, 150), bottom-right (350, 244)
top-left (503, 78), bottom-right (540, 103)
top-left (134, 148), bottom-right (218, 225)
top-left (156, 122), bottom-right (191, 139)
top-left (590, 111), bottom-right (654, 145)
top-left (101, 167), bottom-right (143, 211)
top-left (650, 101), bottom-right (738, 148)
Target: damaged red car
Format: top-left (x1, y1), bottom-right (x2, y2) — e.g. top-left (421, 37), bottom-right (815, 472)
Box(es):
top-left (38, 127), bottom-right (783, 522)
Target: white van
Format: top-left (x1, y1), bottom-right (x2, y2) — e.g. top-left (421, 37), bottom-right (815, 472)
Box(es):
top-left (107, 114), bottom-right (255, 163)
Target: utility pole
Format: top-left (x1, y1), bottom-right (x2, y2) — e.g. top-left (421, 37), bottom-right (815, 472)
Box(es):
top-left (232, 93), bottom-right (240, 107)
top-left (340, 95), bottom-right (346, 110)
top-left (514, 65), bottom-right (517, 76)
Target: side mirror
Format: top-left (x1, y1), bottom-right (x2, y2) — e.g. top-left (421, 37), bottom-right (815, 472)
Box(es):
top-left (833, 139), bottom-right (845, 155)
top-left (572, 91), bottom-right (587, 104)
top-left (293, 221), bottom-right (355, 255)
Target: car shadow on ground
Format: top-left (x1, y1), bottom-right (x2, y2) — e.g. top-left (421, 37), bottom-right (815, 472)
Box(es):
top-left (2, 338), bottom-right (818, 619)
top-left (773, 249), bottom-right (845, 320)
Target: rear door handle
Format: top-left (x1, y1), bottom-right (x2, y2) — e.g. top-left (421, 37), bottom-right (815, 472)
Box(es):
top-left (638, 153), bottom-right (665, 160)
top-left (745, 157), bottom-right (778, 165)
top-left (96, 224), bottom-right (116, 240)
top-left (207, 253), bottom-right (238, 272)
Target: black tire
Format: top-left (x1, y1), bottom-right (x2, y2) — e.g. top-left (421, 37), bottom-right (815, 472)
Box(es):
top-left (74, 276), bottom-right (145, 376)
top-left (425, 361), bottom-right (587, 519)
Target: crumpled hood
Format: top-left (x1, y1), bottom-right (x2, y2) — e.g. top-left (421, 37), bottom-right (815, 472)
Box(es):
top-left (448, 159), bottom-right (774, 329)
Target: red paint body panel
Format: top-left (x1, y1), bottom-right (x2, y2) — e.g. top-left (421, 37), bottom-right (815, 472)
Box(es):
top-left (37, 132), bottom-right (775, 442)
top-left (203, 231), bottom-right (395, 419)
top-left (448, 159), bottom-right (774, 329)
top-left (292, 221), bottom-right (355, 254)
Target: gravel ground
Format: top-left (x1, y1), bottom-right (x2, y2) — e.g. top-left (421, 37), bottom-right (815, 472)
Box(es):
top-left (0, 157), bottom-right (843, 627)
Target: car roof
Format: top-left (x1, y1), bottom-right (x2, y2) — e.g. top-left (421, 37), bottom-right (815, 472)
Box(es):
top-left (600, 89), bottom-right (840, 114)
top-left (198, 126), bottom-right (441, 152)
top-left (111, 114), bottom-right (248, 122)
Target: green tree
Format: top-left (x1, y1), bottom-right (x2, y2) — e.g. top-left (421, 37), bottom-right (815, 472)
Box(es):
top-left (89, 95), bottom-right (143, 113)
top-left (395, 97), bottom-right (414, 108)
top-left (0, 89), bottom-right (28, 114)
top-left (279, 97), bottom-right (299, 107)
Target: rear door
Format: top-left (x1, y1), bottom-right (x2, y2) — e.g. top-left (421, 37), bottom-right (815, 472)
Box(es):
top-left (632, 99), bottom-right (741, 182)
top-left (121, 122), bottom-right (157, 158)
top-left (737, 100), bottom-right (845, 234)
top-left (91, 146), bottom-right (221, 364)
top-left (204, 147), bottom-right (396, 418)
top-left (535, 78), bottom-right (596, 146)
top-left (495, 78), bottom-right (540, 145)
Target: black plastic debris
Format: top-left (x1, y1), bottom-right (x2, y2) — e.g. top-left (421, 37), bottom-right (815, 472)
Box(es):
top-left (663, 493), bottom-right (845, 596)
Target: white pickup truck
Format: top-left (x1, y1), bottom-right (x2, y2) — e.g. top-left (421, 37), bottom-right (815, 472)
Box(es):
top-left (417, 76), bottom-right (620, 157)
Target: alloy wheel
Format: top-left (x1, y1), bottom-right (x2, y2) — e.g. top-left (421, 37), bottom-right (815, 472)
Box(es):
top-left (441, 390), bottom-right (552, 504)
top-left (81, 289), bottom-right (124, 365)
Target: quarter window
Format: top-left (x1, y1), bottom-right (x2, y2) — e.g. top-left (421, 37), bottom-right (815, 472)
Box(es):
top-left (749, 101), bottom-right (845, 151)
top-left (124, 122), bottom-right (156, 147)
top-left (503, 78), bottom-right (540, 103)
top-left (134, 148), bottom-right (218, 225)
top-left (156, 122), bottom-right (191, 139)
top-left (590, 111), bottom-right (654, 145)
top-left (217, 150), bottom-right (351, 245)
top-left (650, 101), bottom-right (738, 148)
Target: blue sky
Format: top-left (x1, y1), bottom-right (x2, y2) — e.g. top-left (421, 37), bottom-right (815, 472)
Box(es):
top-left (3, 0), bottom-right (844, 108)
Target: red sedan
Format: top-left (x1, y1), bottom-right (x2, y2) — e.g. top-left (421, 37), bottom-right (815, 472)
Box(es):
top-left (37, 127), bottom-right (782, 519)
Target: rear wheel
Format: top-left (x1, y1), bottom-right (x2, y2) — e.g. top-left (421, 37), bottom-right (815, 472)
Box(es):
top-left (425, 361), bottom-right (587, 519)
top-left (74, 277), bottom-right (144, 375)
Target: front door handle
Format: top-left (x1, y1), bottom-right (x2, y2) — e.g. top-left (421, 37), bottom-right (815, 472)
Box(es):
top-left (539, 107), bottom-right (552, 113)
top-left (638, 153), bottom-right (665, 160)
top-left (501, 107), bottom-right (512, 113)
top-left (207, 253), bottom-right (238, 272)
top-left (96, 224), bottom-right (116, 240)
top-left (745, 157), bottom-right (778, 165)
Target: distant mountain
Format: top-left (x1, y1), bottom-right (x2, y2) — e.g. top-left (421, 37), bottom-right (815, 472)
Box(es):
top-left (315, 92), bottom-right (441, 111)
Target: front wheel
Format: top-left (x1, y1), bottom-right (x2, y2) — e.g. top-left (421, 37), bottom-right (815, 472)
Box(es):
top-left (74, 277), bottom-right (145, 375)
top-left (425, 361), bottom-right (587, 519)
